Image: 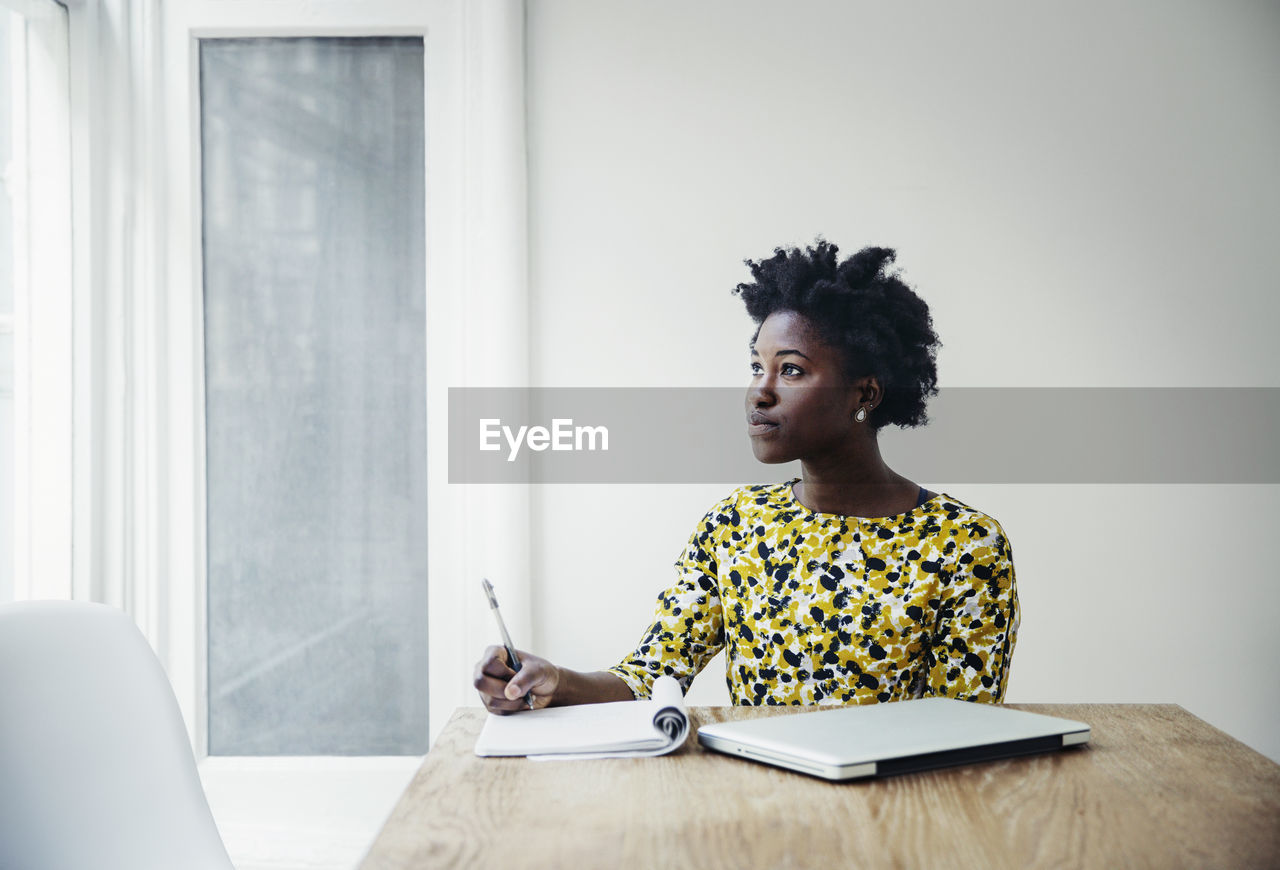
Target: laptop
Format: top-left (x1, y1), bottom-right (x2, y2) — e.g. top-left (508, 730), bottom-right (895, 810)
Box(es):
top-left (697, 697), bottom-right (1090, 781)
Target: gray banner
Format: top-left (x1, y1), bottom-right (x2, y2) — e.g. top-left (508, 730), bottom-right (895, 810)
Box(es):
top-left (448, 388), bottom-right (1280, 484)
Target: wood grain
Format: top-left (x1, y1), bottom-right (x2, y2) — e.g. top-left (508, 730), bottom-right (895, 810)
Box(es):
top-left (359, 704), bottom-right (1280, 870)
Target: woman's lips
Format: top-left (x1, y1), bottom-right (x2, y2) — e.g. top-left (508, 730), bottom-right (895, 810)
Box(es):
top-left (747, 413), bottom-right (780, 436)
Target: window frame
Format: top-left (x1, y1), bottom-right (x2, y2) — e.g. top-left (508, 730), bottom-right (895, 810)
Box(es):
top-left (60, 0), bottom-right (532, 762)
top-left (166, 0), bottom-right (532, 759)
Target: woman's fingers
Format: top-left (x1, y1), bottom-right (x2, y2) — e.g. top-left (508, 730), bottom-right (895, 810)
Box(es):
top-left (474, 645), bottom-right (539, 714)
top-left (473, 645), bottom-right (559, 713)
top-left (474, 645), bottom-right (517, 711)
top-left (477, 645), bottom-right (516, 680)
top-left (474, 672), bottom-right (515, 699)
top-left (503, 656), bottom-right (558, 708)
top-left (484, 694), bottom-right (530, 714)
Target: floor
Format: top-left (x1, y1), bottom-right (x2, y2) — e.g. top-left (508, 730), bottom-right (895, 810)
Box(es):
top-left (199, 757), bottom-right (422, 870)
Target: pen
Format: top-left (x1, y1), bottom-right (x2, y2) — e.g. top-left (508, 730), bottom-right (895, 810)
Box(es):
top-left (481, 578), bottom-right (535, 710)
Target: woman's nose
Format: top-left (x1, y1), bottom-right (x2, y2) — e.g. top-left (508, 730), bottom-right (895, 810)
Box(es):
top-left (748, 377), bottom-right (776, 407)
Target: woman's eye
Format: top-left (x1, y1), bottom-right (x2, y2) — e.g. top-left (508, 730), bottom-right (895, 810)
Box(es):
top-left (750, 362), bottom-right (763, 374)
top-left (781, 364), bottom-right (803, 376)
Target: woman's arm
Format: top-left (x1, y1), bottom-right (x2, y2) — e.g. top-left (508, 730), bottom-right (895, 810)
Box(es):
top-left (924, 522), bottom-right (1020, 702)
top-left (473, 494), bottom-right (736, 710)
top-left (605, 573), bottom-right (725, 700)
top-left (471, 554), bottom-right (725, 712)
top-left (473, 559), bottom-right (725, 711)
top-left (552, 667), bottom-right (636, 705)
top-left (604, 499), bottom-right (732, 700)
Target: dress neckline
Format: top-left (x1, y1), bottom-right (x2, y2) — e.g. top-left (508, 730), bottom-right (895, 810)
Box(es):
top-left (782, 478), bottom-right (942, 522)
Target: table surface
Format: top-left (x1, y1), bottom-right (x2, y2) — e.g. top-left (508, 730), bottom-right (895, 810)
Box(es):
top-left (360, 703), bottom-right (1280, 870)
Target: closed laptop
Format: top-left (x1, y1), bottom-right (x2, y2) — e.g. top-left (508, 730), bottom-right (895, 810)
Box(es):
top-left (697, 697), bottom-right (1090, 781)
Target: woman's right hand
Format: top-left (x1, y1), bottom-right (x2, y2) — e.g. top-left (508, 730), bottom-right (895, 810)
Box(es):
top-left (473, 645), bottom-right (561, 714)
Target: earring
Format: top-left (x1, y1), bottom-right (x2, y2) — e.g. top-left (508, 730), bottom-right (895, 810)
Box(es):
top-left (854, 406), bottom-right (868, 423)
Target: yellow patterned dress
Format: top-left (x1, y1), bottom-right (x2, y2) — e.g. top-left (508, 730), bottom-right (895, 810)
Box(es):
top-left (607, 480), bottom-right (1019, 706)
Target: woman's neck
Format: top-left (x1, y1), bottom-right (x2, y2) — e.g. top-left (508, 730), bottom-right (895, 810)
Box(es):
top-left (795, 439), bottom-right (916, 518)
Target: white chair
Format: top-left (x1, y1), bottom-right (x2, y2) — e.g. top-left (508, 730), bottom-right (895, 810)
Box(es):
top-left (0, 600), bottom-right (235, 870)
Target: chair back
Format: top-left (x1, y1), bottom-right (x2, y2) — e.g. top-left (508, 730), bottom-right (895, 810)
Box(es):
top-left (0, 600), bottom-right (235, 870)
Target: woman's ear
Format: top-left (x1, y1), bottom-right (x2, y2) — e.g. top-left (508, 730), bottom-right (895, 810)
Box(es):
top-left (852, 375), bottom-right (883, 412)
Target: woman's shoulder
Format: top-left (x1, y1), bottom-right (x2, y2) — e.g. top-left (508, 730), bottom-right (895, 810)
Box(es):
top-left (690, 481), bottom-right (794, 531)
top-left (724, 480), bottom-right (801, 515)
top-left (929, 492), bottom-right (1003, 524)
top-left (926, 493), bottom-right (1014, 553)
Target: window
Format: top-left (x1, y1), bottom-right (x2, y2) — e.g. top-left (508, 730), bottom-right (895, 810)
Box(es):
top-left (199, 36), bottom-right (429, 756)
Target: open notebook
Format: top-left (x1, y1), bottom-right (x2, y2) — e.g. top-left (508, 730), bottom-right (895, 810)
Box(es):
top-left (474, 675), bottom-right (690, 759)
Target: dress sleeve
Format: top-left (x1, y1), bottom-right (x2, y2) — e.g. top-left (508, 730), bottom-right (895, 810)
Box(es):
top-left (923, 520), bottom-right (1020, 703)
top-left (605, 497), bottom-right (731, 700)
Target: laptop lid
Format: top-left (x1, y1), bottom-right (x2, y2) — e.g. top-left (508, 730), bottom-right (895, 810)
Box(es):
top-left (697, 697), bottom-right (1090, 781)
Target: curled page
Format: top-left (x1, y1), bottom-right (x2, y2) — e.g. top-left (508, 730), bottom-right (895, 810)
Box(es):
top-left (649, 674), bottom-right (688, 744)
top-left (474, 675), bottom-right (690, 760)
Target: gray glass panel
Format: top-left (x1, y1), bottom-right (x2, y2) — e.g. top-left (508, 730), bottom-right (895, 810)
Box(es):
top-left (201, 37), bottom-right (427, 755)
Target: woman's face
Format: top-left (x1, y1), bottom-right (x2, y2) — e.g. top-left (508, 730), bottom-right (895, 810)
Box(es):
top-left (745, 310), bottom-right (863, 465)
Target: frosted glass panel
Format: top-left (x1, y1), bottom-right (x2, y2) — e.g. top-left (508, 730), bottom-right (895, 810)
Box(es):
top-left (201, 37), bottom-right (427, 755)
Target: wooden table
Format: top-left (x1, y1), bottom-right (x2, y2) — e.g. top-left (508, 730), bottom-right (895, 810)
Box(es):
top-left (360, 704), bottom-right (1280, 869)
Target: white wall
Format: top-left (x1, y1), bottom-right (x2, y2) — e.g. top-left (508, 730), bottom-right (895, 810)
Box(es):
top-left (523, 0), bottom-right (1280, 762)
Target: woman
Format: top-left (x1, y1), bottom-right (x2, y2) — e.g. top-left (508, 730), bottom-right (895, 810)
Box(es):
top-left (474, 241), bottom-right (1019, 712)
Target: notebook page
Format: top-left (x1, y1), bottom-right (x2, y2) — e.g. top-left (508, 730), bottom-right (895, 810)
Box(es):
top-left (474, 675), bottom-right (689, 758)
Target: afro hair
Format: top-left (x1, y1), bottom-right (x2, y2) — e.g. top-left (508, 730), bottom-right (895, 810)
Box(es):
top-left (732, 239), bottom-right (941, 431)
